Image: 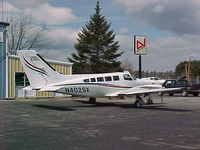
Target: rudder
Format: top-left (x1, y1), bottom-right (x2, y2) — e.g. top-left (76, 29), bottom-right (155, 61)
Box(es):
top-left (17, 50), bottom-right (63, 89)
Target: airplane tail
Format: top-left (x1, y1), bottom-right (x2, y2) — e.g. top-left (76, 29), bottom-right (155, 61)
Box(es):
top-left (17, 50), bottom-right (64, 89)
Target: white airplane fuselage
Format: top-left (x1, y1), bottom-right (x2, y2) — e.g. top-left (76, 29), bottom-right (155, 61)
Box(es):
top-left (47, 72), bottom-right (161, 98)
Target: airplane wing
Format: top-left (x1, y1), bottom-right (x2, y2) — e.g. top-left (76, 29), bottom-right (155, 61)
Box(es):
top-left (105, 85), bottom-right (180, 97)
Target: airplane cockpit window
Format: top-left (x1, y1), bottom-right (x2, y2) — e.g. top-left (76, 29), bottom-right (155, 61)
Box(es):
top-left (105, 76), bottom-right (112, 81)
top-left (97, 77), bottom-right (104, 82)
top-left (150, 77), bottom-right (160, 80)
top-left (113, 75), bottom-right (119, 81)
top-left (90, 78), bottom-right (96, 82)
top-left (83, 79), bottom-right (90, 82)
top-left (123, 74), bottom-right (133, 81)
top-left (131, 75), bottom-right (136, 80)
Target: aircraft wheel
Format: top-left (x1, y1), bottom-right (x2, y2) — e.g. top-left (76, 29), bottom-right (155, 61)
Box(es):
top-left (89, 97), bottom-right (96, 104)
top-left (182, 90), bottom-right (188, 97)
top-left (193, 93), bottom-right (199, 97)
top-left (134, 100), bottom-right (143, 108)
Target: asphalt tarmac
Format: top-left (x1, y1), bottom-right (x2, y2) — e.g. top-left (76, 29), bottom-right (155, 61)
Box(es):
top-left (0, 95), bottom-right (200, 150)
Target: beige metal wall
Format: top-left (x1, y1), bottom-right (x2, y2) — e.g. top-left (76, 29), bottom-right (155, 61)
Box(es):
top-left (8, 55), bottom-right (72, 98)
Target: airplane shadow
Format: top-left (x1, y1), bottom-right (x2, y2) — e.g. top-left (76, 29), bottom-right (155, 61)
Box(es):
top-left (33, 104), bottom-right (75, 111)
top-left (164, 95), bottom-right (198, 98)
top-left (140, 106), bottom-right (193, 112)
top-left (73, 100), bottom-right (193, 112)
top-left (31, 100), bottom-right (194, 113)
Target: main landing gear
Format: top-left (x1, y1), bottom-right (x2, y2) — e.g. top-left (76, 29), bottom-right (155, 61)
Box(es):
top-left (89, 97), bottom-right (96, 104)
top-left (134, 95), bottom-right (145, 108)
top-left (134, 95), bottom-right (154, 108)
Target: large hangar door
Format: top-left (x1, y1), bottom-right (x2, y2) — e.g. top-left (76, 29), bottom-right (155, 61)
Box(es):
top-left (15, 72), bottom-right (35, 98)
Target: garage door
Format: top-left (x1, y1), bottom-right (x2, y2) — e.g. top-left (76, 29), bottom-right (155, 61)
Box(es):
top-left (15, 72), bottom-right (36, 98)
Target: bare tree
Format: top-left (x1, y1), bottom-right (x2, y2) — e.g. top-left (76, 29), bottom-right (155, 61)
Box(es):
top-left (7, 13), bottom-right (48, 55)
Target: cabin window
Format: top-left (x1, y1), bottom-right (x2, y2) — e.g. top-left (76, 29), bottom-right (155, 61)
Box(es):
top-left (113, 75), bottom-right (119, 81)
top-left (90, 78), bottom-right (96, 82)
top-left (105, 76), bottom-right (112, 81)
top-left (83, 79), bottom-right (90, 82)
top-left (123, 74), bottom-right (133, 81)
top-left (97, 77), bottom-right (104, 82)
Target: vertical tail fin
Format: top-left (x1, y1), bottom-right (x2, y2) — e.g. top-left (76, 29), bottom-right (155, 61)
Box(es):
top-left (17, 50), bottom-right (63, 89)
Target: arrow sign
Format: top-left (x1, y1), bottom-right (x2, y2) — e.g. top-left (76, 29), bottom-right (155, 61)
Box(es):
top-left (134, 35), bottom-right (147, 55)
top-left (136, 38), bottom-right (146, 52)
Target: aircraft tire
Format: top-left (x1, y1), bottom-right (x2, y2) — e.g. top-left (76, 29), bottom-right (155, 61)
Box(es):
top-left (134, 100), bottom-right (142, 108)
top-left (193, 93), bottom-right (199, 97)
top-left (182, 90), bottom-right (188, 97)
top-left (89, 97), bottom-right (96, 104)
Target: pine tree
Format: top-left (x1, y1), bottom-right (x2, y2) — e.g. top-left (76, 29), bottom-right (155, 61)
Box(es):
top-left (68, 1), bottom-right (123, 74)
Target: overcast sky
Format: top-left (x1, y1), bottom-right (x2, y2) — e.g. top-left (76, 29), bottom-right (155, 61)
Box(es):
top-left (2, 0), bottom-right (200, 72)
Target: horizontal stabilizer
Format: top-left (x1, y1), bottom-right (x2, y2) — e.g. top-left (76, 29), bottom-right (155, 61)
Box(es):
top-left (23, 86), bottom-right (41, 91)
top-left (39, 86), bottom-right (64, 92)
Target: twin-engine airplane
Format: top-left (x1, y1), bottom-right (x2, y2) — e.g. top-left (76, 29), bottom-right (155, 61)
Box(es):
top-left (17, 50), bottom-right (179, 108)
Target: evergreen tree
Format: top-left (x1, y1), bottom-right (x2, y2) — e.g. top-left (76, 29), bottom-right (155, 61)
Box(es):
top-left (68, 1), bottom-right (123, 74)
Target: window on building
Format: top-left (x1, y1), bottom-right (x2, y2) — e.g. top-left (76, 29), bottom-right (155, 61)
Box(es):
top-left (105, 76), bottom-right (112, 81)
top-left (123, 74), bottom-right (133, 81)
top-left (113, 75), bottom-right (119, 81)
top-left (97, 77), bottom-right (104, 82)
top-left (15, 72), bottom-right (30, 87)
top-left (90, 78), bottom-right (96, 82)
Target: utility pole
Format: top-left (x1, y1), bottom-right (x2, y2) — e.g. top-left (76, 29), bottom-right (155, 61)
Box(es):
top-left (1, 0), bottom-right (3, 21)
top-left (185, 63), bottom-right (188, 78)
top-left (187, 56), bottom-right (193, 82)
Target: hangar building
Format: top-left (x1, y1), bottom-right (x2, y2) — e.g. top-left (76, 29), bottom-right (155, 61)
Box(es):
top-left (0, 22), bottom-right (72, 99)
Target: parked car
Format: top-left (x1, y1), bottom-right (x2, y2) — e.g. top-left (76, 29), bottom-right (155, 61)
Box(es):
top-left (162, 79), bottom-right (200, 97)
